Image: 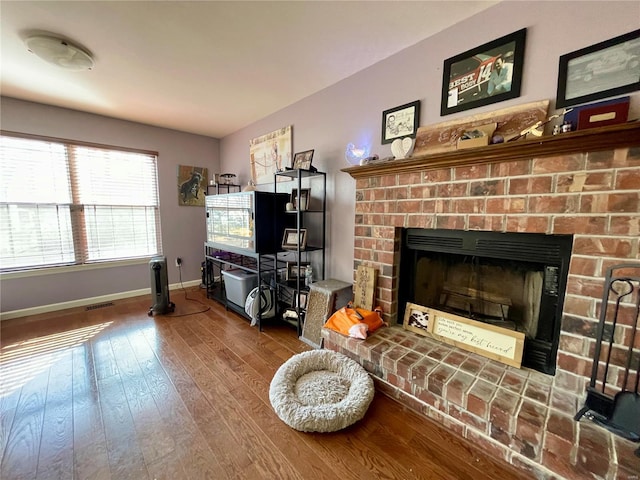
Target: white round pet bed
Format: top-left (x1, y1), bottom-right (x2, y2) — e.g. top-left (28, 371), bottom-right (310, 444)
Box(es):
top-left (269, 350), bottom-right (374, 432)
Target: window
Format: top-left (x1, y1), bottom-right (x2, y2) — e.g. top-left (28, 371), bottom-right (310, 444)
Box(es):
top-left (0, 134), bottom-right (162, 271)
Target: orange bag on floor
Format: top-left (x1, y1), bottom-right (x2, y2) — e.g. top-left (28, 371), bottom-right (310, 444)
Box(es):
top-left (323, 304), bottom-right (385, 338)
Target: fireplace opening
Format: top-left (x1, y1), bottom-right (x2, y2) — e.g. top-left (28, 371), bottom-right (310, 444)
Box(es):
top-left (398, 229), bottom-right (573, 374)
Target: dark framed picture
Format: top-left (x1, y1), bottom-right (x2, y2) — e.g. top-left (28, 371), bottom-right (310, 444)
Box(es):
top-left (441, 28), bottom-right (527, 116)
top-left (291, 149), bottom-right (314, 170)
top-left (291, 188), bottom-right (310, 211)
top-left (381, 100), bottom-right (421, 144)
top-left (556, 29), bottom-right (640, 108)
top-left (286, 261), bottom-right (309, 280)
top-left (282, 228), bottom-right (307, 250)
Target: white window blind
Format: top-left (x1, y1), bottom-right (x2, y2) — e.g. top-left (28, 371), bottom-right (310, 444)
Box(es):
top-left (0, 134), bottom-right (162, 271)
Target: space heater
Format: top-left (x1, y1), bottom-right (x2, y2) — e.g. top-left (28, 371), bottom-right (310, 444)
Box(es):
top-left (148, 256), bottom-right (175, 316)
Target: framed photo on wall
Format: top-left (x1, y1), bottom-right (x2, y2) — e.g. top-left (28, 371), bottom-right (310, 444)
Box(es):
top-left (381, 100), bottom-right (421, 144)
top-left (441, 28), bottom-right (527, 116)
top-left (556, 29), bottom-right (640, 108)
top-left (177, 165), bottom-right (207, 207)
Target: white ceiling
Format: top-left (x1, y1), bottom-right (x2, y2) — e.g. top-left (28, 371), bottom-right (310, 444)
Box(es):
top-left (1, 1), bottom-right (498, 138)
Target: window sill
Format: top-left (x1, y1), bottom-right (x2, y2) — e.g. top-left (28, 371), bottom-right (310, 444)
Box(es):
top-left (0, 257), bottom-right (153, 280)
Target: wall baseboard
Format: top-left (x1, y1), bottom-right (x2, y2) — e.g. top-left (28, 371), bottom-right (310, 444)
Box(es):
top-left (0, 280), bottom-right (203, 321)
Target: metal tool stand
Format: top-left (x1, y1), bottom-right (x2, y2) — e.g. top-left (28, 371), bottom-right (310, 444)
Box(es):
top-left (574, 263), bottom-right (640, 457)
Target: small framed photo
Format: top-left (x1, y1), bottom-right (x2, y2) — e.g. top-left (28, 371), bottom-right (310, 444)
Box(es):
top-left (402, 302), bottom-right (433, 337)
top-left (291, 188), bottom-right (310, 211)
top-left (286, 261), bottom-right (309, 281)
top-left (291, 149), bottom-right (314, 170)
top-left (296, 292), bottom-right (309, 309)
top-left (556, 29), bottom-right (640, 108)
top-left (381, 100), bottom-right (420, 144)
top-left (441, 28), bottom-right (527, 116)
top-left (282, 228), bottom-right (307, 250)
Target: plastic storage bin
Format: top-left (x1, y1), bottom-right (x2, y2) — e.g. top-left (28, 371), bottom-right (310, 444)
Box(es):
top-left (222, 269), bottom-right (258, 307)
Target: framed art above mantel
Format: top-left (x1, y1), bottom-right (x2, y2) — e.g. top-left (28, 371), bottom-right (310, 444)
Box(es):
top-left (441, 28), bottom-right (527, 116)
top-left (556, 29), bottom-right (640, 108)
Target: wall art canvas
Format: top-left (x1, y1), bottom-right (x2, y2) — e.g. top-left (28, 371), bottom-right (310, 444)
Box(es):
top-left (177, 165), bottom-right (207, 206)
top-left (249, 125), bottom-right (292, 185)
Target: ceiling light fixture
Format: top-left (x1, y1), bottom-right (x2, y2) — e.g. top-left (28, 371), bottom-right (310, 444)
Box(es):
top-left (25, 35), bottom-right (94, 71)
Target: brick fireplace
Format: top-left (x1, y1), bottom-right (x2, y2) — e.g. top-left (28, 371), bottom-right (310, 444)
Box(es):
top-left (325, 124), bottom-right (640, 479)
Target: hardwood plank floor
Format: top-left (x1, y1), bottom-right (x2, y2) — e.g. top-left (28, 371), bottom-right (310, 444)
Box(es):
top-left (1, 288), bottom-right (528, 479)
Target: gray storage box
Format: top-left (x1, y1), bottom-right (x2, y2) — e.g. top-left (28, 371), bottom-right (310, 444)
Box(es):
top-left (222, 269), bottom-right (258, 307)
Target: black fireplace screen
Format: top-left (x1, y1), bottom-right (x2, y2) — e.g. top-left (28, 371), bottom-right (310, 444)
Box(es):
top-left (398, 229), bottom-right (573, 375)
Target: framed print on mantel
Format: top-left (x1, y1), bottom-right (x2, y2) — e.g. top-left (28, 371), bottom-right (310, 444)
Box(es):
top-left (441, 28), bottom-right (527, 116)
top-left (556, 29), bottom-right (640, 108)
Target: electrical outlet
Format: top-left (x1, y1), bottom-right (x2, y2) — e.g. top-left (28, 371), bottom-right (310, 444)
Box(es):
top-left (175, 257), bottom-right (182, 267)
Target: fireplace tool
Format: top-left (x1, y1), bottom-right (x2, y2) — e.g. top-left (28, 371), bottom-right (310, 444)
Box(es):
top-left (574, 263), bottom-right (640, 457)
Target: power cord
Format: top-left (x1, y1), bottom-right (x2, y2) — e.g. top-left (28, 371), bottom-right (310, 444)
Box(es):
top-left (162, 263), bottom-right (211, 317)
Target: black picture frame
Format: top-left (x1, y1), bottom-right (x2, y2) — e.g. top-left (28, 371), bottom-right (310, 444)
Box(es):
top-left (291, 188), bottom-right (310, 211)
top-left (291, 149), bottom-right (314, 170)
top-left (441, 28), bottom-right (527, 116)
top-left (381, 100), bottom-right (420, 144)
top-left (556, 29), bottom-right (640, 109)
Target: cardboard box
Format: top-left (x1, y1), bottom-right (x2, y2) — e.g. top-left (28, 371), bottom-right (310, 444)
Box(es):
top-left (222, 269), bottom-right (258, 307)
top-left (456, 122), bottom-right (497, 150)
top-left (456, 135), bottom-right (490, 149)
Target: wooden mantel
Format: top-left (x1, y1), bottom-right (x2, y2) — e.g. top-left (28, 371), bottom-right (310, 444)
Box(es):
top-left (342, 122), bottom-right (640, 179)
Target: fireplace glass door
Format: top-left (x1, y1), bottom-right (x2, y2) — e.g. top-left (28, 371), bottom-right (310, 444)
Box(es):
top-left (399, 229), bottom-right (573, 374)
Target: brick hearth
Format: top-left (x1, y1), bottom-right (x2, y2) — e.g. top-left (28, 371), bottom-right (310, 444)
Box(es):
top-left (333, 127), bottom-right (640, 480)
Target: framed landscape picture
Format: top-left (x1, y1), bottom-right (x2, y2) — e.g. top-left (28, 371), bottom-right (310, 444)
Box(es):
top-left (441, 28), bottom-right (527, 116)
top-left (556, 29), bottom-right (640, 108)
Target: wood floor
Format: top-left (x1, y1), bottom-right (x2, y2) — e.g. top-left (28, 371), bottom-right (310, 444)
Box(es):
top-left (1, 288), bottom-right (527, 480)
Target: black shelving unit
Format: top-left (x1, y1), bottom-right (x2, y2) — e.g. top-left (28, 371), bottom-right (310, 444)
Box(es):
top-left (204, 244), bottom-right (280, 329)
top-left (274, 169), bottom-right (326, 335)
top-left (202, 191), bottom-right (290, 330)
